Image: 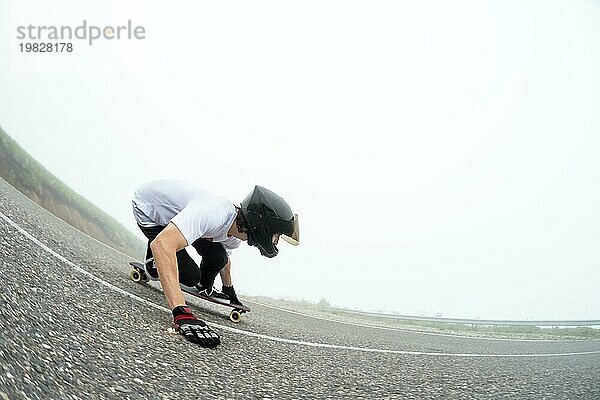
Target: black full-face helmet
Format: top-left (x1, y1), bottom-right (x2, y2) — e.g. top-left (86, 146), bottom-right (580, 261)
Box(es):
top-left (240, 186), bottom-right (299, 258)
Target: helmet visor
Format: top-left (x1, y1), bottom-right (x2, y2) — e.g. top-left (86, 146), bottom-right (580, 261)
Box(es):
top-left (281, 214), bottom-right (299, 246)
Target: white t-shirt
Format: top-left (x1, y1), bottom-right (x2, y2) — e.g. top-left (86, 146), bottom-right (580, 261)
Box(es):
top-left (131, 180), bottom-right (241, 254)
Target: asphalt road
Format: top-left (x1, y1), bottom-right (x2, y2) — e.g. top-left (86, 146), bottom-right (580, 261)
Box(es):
top-left (0, 178), bottom-right (599, 400)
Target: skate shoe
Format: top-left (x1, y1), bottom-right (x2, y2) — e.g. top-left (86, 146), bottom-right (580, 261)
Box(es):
top-left (145, 260), bottom-right (160, 281)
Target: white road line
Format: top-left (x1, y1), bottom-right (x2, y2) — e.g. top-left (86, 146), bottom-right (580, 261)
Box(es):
top-left (243, 300), bottom-right (580, 343)
top-left (10, 187), bottom-right (595, 344)
top-left (2, 210), bottom-right (600, 358)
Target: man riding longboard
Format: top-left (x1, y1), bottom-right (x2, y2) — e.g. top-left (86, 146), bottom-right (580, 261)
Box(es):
top-left (131, 180), bottom-right (299, 348)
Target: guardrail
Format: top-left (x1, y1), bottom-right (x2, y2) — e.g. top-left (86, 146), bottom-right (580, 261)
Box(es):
top-left (329, 309), bottom-right (600, 327)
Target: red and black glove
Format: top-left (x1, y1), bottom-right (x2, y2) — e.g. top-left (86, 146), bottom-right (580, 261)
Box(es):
top-left (172, 306), bottom-right (220, 348)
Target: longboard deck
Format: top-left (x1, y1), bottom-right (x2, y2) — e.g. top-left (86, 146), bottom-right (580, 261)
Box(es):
top-left (128, 261), bottom-right (250, 314)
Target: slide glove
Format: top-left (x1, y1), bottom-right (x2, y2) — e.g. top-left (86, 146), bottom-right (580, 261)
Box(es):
top-left (222, 285), bottom-right (244, 307)
top-left (172, 306), bottom-right (220, 348)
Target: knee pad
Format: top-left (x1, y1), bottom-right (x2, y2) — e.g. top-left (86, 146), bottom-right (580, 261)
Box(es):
top-left (198, 254), bottom-right (227, 288)
top-left (179, 265), bottom-right (201, 287)
top-left (176, 251), bottom-right (201, 287)
top-left (202, 252), bottom-right (228, 271)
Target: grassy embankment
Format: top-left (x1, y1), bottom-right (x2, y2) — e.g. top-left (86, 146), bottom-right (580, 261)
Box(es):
top-left (0, 126), bottom-right (144, 258)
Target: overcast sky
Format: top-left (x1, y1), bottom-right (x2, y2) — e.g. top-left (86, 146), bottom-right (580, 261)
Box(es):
top-left (1, 0), bottom-right (599, 319)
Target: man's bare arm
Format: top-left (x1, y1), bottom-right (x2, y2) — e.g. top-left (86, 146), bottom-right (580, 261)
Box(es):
top-left (219, 257), bottom-right (232, 287)
top-left (150, 222), bottom-right (188, 310)
top-left (218, 258), bottom-right (243, 306)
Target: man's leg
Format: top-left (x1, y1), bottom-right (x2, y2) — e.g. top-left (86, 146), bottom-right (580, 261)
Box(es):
top-left (138, 224), bottom-right (200, 286)
top-left (218, 259), bottom-right (244, 306)
top-left (191, 241), bottom-right (243, 305)
top-left (191, 239), bottom-right (228, 290)
top-left (175, 250), bottom-right (201, 287)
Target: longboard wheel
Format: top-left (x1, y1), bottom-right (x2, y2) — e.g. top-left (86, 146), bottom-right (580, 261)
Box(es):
top-left (141, 273), bottom-right (149, 283)
top-left (130, 269), bottom-right (142, 283)
top-left (229, 310), bottom-right (242, 323)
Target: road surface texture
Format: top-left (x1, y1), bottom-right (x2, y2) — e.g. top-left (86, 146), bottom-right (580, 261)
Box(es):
top-left (0, 177), bottom-right (598, 399)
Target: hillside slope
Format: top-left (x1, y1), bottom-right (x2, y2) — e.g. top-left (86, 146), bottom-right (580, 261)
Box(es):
top-left (0, 126), bottom-right (143, 257)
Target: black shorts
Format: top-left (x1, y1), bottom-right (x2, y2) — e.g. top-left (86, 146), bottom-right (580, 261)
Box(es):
top-left (138, 224), bottom-right (228, 287)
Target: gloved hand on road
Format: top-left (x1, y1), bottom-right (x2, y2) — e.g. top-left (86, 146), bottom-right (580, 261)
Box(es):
top-left (172, 305), bottom-right (220, 348)
top-left (222, 285), bottom-right (244, 307)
